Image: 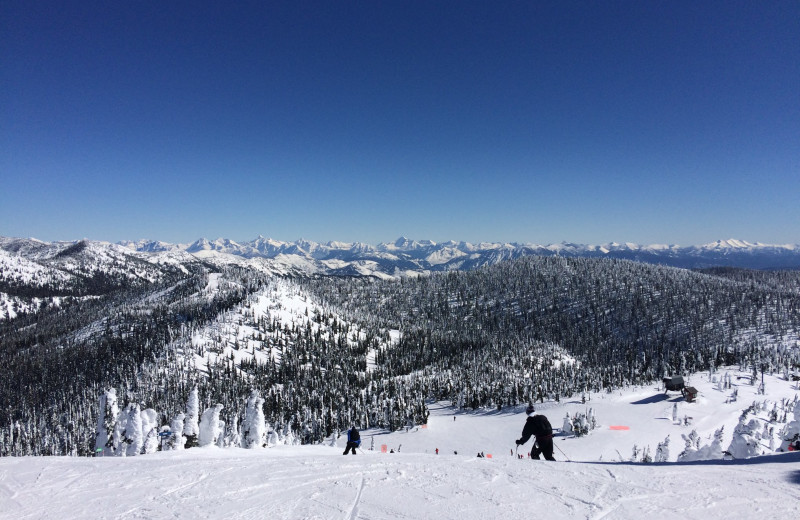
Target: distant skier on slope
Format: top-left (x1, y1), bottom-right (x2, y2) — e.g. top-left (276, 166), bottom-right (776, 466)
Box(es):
top-left (343, 426), bottom-right (361, 455)
top-left (515, 404), bottom-right (555, 461)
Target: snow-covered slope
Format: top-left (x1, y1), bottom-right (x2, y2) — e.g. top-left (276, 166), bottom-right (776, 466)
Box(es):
top-left (4, 235), bottom-right (800, 286)
top-left (178, 278), bottom-right (393, 375)
top-left (2, 369), bottom-right (798, 519)
top-left (129, 235), bottom-right (800, 272)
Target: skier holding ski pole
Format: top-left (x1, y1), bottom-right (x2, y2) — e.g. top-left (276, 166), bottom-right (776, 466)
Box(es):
top-left (515, 404), bottom-right (556, 461)
top-left (343, 426), bottom-right (361, 455)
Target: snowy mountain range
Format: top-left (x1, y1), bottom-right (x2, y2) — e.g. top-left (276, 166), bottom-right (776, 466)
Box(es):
top-left (2, 236), bottom-right (799, 294)
top-left (106, 236), bottom-right (800, 273)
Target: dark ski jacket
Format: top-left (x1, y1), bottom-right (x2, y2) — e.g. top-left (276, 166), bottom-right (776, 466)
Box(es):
top-left (347, 428), bottom-right (361, 446)
top-left (517, 415), bottom-right (553, 445)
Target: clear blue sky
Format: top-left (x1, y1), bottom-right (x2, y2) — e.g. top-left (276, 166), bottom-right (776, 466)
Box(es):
top-left (2, 1), bottom-right (798, 245)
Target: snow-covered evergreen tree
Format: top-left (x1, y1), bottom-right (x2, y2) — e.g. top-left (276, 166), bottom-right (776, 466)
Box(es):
top-left (112, 404), bottom-right (129, 457)
top-left (95, 388), bottom-right (119, 456)
top-left (167, 413), bottom-right (186, 450)
top-left (283, 423), bottom-right (297, 445)
top-left (630, 444), bottom-right (640, 462)
top-left (198, 404), bottom-right (224, 447)
top-left (641, 445), bottom-right (652, 463)
top-left (779, 399), bottom-right (800, 451)
top-left (727, 417), bottom-right (762, 459)
top-left (225, 413), bottom-right (241, 448)
top-left (184, 387), bottom-right (200, 448)
top-left (215, 418), bottom-right (227, 448)
top-left (678, 426), bottom-right (725, 462)
top-left (654, 435), bottom-right (670, 462)
top-left (242, 390), bottom-right (266, 449)
top-left (677, 430), bottom-right (700, 461)
top-left (124, 403), bottom-right (144, 457)
top-left (140, 408), bottom-right (159, 455)
top-left (562, 413), bottom-right (573, 434)
top-left (268, 428), bottom-right (280, 446)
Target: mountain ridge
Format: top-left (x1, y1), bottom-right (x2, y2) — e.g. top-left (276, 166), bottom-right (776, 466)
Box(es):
top-left (3, 236), bottom-right (800, 286)
top-left (121, 235), bottom-right (800, 271)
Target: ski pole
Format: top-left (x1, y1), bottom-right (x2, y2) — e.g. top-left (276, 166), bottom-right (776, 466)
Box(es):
top-left (554, 442), bottom-right (571, 462)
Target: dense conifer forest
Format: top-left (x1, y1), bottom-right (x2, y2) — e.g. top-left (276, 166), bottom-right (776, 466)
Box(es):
top-left (1, 252), bottom-right (799, 456)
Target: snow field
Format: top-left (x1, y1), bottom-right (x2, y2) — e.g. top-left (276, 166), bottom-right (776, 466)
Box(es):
top-left (2, 368), bottom-right (799, 519)
top-left (367, 369), bottom-right (798, 464)
top-left (1, 443), bottom-right (798, 519)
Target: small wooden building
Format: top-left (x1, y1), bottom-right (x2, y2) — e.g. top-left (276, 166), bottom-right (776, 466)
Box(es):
top-left (684, 386), bottom-right (698, 402)
top-left (663, 376), bottom-right (685, 394)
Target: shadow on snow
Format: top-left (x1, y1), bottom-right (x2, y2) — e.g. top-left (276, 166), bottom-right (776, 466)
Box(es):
top-left (630, 394), bottom-right (684, 405)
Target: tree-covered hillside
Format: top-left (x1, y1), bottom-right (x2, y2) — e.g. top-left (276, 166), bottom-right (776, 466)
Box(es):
top-left (304, 257), bottom-right (800, 407)
top-left (1, 254), bottom-right (799, 456)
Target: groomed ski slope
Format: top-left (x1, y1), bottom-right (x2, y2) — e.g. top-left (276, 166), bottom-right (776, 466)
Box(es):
top-left (2, 369), bottom-right (799, 519)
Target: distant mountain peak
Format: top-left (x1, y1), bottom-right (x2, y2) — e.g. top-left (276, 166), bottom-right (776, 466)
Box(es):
top-left (4, 235), bottom-right (799, 280)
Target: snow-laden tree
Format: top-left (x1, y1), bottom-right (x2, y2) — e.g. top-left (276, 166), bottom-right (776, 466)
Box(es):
top-left (679, 427), bottom-right (725, 462)
top-left (184, 387), bottom-right (200, 448)
top-left (562, 413), bottom-right (573, 434)
top-left (283, 423), bottom-right (297, 446)
top-left (654, 435), bottom-right (670, 462)
top-left (242, 390), bottom-right (266, 449)
top-left (198, 404), bottom-right (224, 447)
top-left (641, 445), bottom-right (652, 463)
top-left (140, 408), bottom-right (160, 455)
top-left (167, 413), bottom-right (186, 450)
top-left (268, 429), bottom-right (280, 446)
top-left (779, 399), bottom-right (800, 451)
top-left (727, 418), bottom-right (762, 459)
top-left (327, 431), bottom-right (339, 447)
top-left (112, 405), bottom-right (129, 456)
top-left (705, 427), bottom-right (726, 460)
top-left (215, 417), bottom-right (227, 448)
top-left (124, 403), bottom-right (144, 456)
top-left (95, 388), bottom-right (119, 456)
top-left (677, 430), bottom-right (701, 461)
top-left (225, 413), bottom-right (241, 448)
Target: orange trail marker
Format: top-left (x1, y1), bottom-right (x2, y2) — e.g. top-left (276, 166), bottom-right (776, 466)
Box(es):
top-left (609, 425), bottom-right (630, 430)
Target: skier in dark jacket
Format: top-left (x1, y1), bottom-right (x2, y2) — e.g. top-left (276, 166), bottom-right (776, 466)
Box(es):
top-left (343, 426), bottom-right (361, 455)
top-left (516, 404), bottom-right (555, 461)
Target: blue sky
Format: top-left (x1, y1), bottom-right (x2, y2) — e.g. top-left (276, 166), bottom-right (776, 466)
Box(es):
top-left (2, 1), bottom-right (798, 246)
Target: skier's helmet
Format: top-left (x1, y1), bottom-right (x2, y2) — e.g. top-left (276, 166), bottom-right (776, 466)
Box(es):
top-left (525, 404), bottom-right (535, 415)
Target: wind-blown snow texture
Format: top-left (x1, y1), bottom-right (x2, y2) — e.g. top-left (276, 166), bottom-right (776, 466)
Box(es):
top-left (2, 370), bottom-right (799, 519)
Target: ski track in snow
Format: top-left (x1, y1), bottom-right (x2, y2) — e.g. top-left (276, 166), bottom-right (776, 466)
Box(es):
top-left (1, 447), bottom-right (799, 519)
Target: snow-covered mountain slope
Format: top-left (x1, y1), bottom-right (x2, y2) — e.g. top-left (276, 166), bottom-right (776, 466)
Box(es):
top-left (0, 237), bottom-right (193, 291)
top-left (126, 235), bottom-right (800, 272)
top-left (2, 369), bottom-right (798, 519)
top-left (177, 278), bottom-right (394, 376)
top-left (4, 235), bottom-right (800, 285)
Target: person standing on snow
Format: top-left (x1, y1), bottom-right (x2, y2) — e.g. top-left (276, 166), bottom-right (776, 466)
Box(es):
top-left (343, 426), bottom-right (361, 455)
top-left (515, 404), bottom-right (555, 461)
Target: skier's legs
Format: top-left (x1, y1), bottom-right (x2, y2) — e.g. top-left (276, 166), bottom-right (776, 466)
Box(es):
top-left (343, 441), bottom-right (357, 455)
top-left (531, 442), bottom-right (542, 460)
top-left (541, 438), bottom-right (556, 461)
